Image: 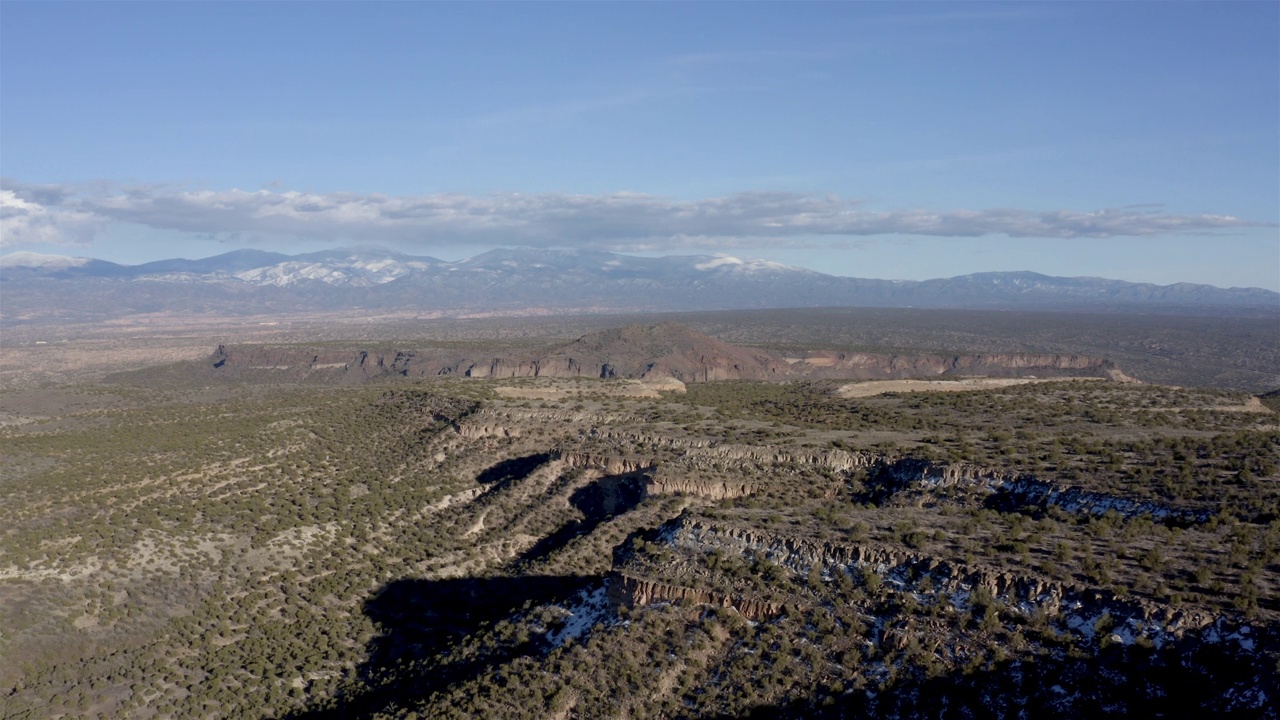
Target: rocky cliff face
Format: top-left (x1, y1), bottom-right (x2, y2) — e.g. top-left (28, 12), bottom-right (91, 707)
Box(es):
top-left (207, 323), bottom-right (1126, 384)
top-left (620, 515), bottom-right (1254, 649)
top-left (557, 451), bottom-right (654, 476)
top-left (871, 457), bottom-right (1212, 522)
top-left (612, 572), bottom-right (785, 621)
top-left (686, 445), bottom-right (876, 474)
top-left (643, 477), bottom-right (756, 501)
top-left (795, 350), bottom-right (1123, 380)
top-left (443, 404), bottom-right (1212, 522)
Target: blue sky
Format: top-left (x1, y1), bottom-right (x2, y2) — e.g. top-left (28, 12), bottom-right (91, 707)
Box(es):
top-left (2, 1), bottom-right (1277, 290)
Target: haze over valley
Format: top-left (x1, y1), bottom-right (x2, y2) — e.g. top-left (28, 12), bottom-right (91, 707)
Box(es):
top-left (2, 246), bottom-right (1276, 324)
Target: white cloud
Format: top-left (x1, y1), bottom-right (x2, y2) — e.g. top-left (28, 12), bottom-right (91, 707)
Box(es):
top-left (0, 179), bottom-right (1269, 251)
top-left (0, 189), bottom-right (106, 248)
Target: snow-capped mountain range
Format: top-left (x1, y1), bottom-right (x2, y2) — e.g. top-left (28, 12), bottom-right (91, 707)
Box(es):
top-left (1, 246), bottom-right (1276, 321)
top-left (0, 247), bottom-right (814, 286)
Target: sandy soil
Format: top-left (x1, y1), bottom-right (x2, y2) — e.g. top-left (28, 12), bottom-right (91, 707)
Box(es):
top-left (1147, 396), bottom-right (1275, 414)
top-left (0, 340), bottom-right (213, 390)
top-left (494, 377), bottom-right (686, 400)
top-left (836, 376), bottom-right (1106, 398)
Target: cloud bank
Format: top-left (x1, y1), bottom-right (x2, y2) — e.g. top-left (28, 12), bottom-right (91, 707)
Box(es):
top-left (0, 188), bottom-right (107, 248)
top-left (1, 179), bottom-right (1268, 250)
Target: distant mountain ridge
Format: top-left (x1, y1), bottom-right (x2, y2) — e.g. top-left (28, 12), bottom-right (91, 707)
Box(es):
top-left (2, 246), bottom-right (1276, 322)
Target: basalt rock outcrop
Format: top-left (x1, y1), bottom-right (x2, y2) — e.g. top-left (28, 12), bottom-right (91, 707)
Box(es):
top-left (611, 573), bottom-right (785, 621)
top-left (207, 323), bottom-right (1127, 385)
top-left (686, 445), bottom-right (877, 474)
top-left (447, 410), bottom-right (1211, 520)
top-left (643, 477), bottom-right (757, 501)
top-left (453, 421), bottom-right (520, 440)
top-left (791, 350), bottom-right (1125, 380)
top-left (557, 451), bottom-right (654, 477)
top-left (869, 457), bottom-right (1213, 522)
top-left (621, 515), bottom-right (1256, 650)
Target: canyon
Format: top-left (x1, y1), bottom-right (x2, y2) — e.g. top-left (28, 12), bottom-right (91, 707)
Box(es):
top-left (204, 322), bottom-right (1126, 385)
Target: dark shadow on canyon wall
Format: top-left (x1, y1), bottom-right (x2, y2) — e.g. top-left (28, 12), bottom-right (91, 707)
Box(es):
top-left (286, 581), bottom-right (1277, 720)
top-left (281, 574), bottom-right (596, 720)
top-left (707, 634), bottom-right (1277, 720)
top-left (475, 453), bottom-right (553, 489)
top-left (516, 473), bottom-right (647, 568)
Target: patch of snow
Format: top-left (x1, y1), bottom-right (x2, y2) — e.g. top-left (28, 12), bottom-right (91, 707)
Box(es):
top-left (884, 565), bottom-right (911, 590)
top-left (1108, 620), bottom-right (1140, 646)
top-left (737, 258), bottom-right (794, 273)
top-left (233, 258), bottom-right (424, 287)
top-left (694, 255), bottom-right (745, 270)
top-left (137, 272), bottom-right (227, 284)
top-left (546, 585), bottom-right (612, 648)
top-left (1227, 627), bottom-right (1256, 651)
top-left (693, 255), bottom-right (799, 274)
top-left (353, 258), bottom-right (399, 272)
top-left (1066, 612), bottom-right (1098, 640)
top-left (1223, 686), bottom-right (1271, 711)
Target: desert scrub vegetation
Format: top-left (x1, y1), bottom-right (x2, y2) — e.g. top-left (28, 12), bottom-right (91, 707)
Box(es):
top-left (675, 381), bottom-right (1278, 516)
top-left (1, 367), bottom-right (1277, 719)
top-left (0, 383), bottom-right (502, 716)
